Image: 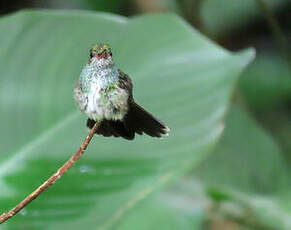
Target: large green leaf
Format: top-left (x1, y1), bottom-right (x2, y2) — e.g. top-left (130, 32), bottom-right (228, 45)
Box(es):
top-left (0, 10), bottom-right (253, 229)
top-left (117, 179), bottom-right (206, 230)
top-left (256, 109), bottom-right (291, 164)
top-left (117, 105), bottom-right (291, 230)
top-left (195, 105), bottom-right (288, 194)
top-left (192, 105), bottom-right (291, 229)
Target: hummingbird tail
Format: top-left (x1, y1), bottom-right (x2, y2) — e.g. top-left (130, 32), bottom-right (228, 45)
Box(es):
top-left (86, 102), bottom-right (169, 140)
top-left (124, 102), bottom-right (169, 138)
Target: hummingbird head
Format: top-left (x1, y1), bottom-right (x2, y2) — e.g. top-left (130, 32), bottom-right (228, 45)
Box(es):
top-left (90, 43), bottom-right (112, 61)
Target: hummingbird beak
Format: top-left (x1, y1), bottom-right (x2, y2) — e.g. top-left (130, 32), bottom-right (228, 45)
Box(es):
top-left (97, 52), bottom-right (109, 60)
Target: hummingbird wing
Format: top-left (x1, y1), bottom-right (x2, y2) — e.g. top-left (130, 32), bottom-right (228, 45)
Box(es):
top-left (118, 70), bottom-right (169, 137)
top-left (87, 70), bottom-right (169, 140)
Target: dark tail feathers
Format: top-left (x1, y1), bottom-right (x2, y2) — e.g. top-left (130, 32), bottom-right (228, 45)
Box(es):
top-left (87, 102), bottom-right (169, 140)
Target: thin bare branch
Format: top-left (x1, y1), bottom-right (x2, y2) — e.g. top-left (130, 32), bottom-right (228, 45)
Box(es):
top-left (0, 121), bottom-right (100, 224)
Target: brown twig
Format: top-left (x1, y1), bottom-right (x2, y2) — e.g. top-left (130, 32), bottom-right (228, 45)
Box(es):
top-left (0, 122), bottom-right (100, 224)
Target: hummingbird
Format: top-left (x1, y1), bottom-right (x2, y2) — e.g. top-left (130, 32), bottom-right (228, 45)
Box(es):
top-left (74, 43), bottom-right (170, 140)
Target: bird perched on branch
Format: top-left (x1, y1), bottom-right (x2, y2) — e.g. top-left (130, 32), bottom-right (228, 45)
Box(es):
top-left (74, 43), bottom-right (169, 140)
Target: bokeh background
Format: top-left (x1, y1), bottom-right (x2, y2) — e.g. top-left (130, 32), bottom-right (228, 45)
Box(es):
top-left (0, 0), bottom-right (291, 229)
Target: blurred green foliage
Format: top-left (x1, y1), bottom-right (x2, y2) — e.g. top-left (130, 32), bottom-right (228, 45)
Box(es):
top-left (200, 0), bottom-right (288, 38)
top-left (239, 53), bottom-right (291, 109)
top-left (85, 0), bottom-right (130, 14)
top-left (0, 0), bottom-right (290, 229)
